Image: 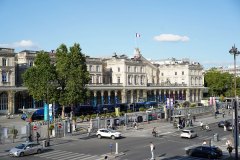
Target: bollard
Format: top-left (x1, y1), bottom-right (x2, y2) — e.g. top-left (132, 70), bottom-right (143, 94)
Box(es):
top-left (115, 142), bottom-right (118, 155)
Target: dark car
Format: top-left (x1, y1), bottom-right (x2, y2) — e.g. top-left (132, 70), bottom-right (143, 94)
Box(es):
top-left (218, 121), bottom-right (225, 127)
top-left (218, 120), bottom-right (231, 128)
top-left (186, 146), bottom-right (222, 159)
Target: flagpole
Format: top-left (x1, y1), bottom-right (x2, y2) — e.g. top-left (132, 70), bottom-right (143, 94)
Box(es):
top-left (135, 33), bottom-right (140, 49)
top-left (135, 34), bottom-right (138, 48)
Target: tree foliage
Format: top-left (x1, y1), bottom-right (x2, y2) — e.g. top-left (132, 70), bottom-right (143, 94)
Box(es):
top-left (22, 51), bottom-right (56, 103)
top-left (204, 68), bottom-right (240, 97)
top-left (22, 43), bottom-right (90, 117)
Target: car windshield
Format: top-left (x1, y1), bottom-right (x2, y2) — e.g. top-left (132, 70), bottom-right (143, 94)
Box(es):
top-left (15, 144), bottom-right (26, 149)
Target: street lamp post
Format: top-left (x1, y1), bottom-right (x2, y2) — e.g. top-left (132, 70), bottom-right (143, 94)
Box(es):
top-left (229, 44), bottom-right (240, 159)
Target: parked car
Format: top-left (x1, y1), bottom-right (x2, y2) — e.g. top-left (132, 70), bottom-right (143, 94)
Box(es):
top-left (186, 146), bottom-right (222, 159)
top-left (9, 142), bottom-right (43, 157)
top-left (180, 129), bottom-right (197, 139)
top-left (96, 128), bottom-right (121, 139)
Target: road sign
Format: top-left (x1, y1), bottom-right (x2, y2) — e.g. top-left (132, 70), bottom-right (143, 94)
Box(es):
top-left (58, 123), bottom-right (62, 128)
top-left (33, 125), bottom-right (37, 130)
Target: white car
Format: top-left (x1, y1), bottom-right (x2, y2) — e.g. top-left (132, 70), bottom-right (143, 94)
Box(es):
top-left (96, 128), bottom-right (121, 139)
top-left (180, 129), bottom-right (197, 139)
top-left (9, 142), bottom-right (43, 157)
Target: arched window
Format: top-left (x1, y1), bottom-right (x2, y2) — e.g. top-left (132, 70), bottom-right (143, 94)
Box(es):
top-left (0, 92), bottom-right (8, 110)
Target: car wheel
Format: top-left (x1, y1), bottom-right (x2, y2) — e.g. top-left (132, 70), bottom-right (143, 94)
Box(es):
top-left (98, 134), bottom-right (102, 139)
top-left (207, 154), bottom-right (212, 159)
top-left (37, 149), bottom-right (42, 154)
top-left (111, 135), bottom-right (115, 140)
top-left (188, 150), bottom-right (193, 156)
top-left (19, 152), bottom-right (24, 157)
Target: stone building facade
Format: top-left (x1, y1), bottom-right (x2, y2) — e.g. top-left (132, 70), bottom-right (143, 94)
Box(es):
top-left (0, 47), bottom-right (206, 114)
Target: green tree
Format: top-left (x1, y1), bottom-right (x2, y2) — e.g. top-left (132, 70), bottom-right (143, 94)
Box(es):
top-left (204, 69), bottom-right (234, 97)
top-left (22, 43), bottom-right (90, 119)
top-left (55, 43), bottom-right (90, 118)
top-left (22, 51), bottom-right (56, 103)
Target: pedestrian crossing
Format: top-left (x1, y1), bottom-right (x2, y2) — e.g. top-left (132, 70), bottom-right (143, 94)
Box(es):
top-left (34, 149), bottom-right (103, 160)
top-left (158, 155), bottom-right (216, 160)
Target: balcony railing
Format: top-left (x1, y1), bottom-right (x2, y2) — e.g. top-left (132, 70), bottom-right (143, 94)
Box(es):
top-left (87, 83), bottom-right (123, 87)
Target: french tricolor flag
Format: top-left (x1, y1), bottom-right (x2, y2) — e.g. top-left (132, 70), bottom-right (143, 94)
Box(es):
top-left (136, 33), bottom-right (140, 38)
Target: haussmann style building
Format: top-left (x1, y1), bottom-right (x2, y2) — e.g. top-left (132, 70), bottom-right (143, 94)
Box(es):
top-left (0, 47), bottom-right (206, 115)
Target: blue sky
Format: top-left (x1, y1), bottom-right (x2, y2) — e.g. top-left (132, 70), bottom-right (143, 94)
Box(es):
top-left (0, 0), bottom-right (240, 69)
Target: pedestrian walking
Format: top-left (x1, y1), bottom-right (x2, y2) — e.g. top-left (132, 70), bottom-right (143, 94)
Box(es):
top-left (200, 121), bottom-right (203, 130)
top-left (87, 126), bottom-right (91, 137)
top-left (36, 132), bottom-right (40, 144)
top-left (193, 115), bottom-right (196, 122)
top-left (152, 127), bottom-right (157, 137)
top-left (227, 144), bottom-right (233, 157)
top-left (28, 134), bottom-right (32, 142)
top-left (150, 142), bottom-right (155, 160)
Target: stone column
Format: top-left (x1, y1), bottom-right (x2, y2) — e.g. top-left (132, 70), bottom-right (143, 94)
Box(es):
top-left (173, 90), bottom-right (176, 100)
top-left (154, 90), bottom-right (157, 102)
top-left (143, 90), bottom-right (147, 101)
top-left (108, 90), bottom-right (111, 104)
top-left (136, 90), bottom-right (139, 102)
top-left (196, 89), bottom-right (199, 102)
top-left (114, 90), bottom-right (118, 104)
top-left (130, 90), bottom-right (133, 103)
top-left (177, 90), bottom-right (180, 100)
top-left (192, 89), bottom-right (195, 102)
top-left (93, 91), bottom-right (97, 107)
top-left (121, 89), bottom-right (126, 103)
top-left (186, 89), bottom-right (190, 102)
top-left (199, 89), bottom-right (203, 102)
top-left (163, 90), bottom-right (166, 101)
top-left (8, 91), bottom-right (15, 114)
top-left (101, 90), bottom-right (104, 104)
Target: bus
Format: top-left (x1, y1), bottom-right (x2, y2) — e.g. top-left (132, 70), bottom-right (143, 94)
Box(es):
top-left (115, 103), bottom-right (128, 112)
top-left (74, 105), bottom-right (94, 116)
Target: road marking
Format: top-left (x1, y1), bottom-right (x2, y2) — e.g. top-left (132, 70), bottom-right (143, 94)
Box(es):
top-left (35, 149), bottom-right (100, 160)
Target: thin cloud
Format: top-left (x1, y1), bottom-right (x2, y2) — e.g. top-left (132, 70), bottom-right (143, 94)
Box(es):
top-left (0, 40), bottom-right (38, 49)
top-left (154, 34), bottom-right (190, 42)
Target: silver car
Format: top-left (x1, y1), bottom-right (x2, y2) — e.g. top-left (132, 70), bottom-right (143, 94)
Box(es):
top-left (9, 142), bottom-right (43, 157)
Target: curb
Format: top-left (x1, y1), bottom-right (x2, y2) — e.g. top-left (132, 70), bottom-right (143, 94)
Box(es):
top-left (101, 152), bottom-right (125, 159)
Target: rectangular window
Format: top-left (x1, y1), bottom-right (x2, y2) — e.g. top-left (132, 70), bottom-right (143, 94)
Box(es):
top-left (2, 58), bottom-right (7, 66)
top-left (182, 71), bottom-right (184, 75)
top-left (117, 77), bottom-right (120, 83)
top-left (118, 67), bottom-right (120, 72)
top-left (2, 71), bottom-right (7, 82)
top-left (89, 65), bottom-right (92, 72)
top-left (175, 72), bottom-right (177, 75)
top-left (96, 66), bottom-right (99, 72)
top-left (161, 73), bottom-right (164, 76)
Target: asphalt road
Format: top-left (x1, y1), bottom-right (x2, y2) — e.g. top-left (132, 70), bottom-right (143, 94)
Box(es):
top-left (1, 121), bottom-right (232, 160)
